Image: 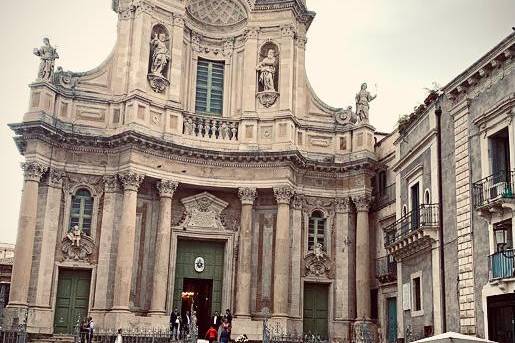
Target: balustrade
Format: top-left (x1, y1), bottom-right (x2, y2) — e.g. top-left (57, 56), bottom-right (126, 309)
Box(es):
top-left (183, 113), bottom-right (239, 142)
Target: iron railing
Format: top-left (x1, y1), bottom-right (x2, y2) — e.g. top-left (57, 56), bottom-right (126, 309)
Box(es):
top-left (384, 204), bottom-right (439, 247)
top-left (489, 248), bottom-right (515, 280)
top-left (472, 170), bottom-right (514, 209)
top-left (0, 328), bottom-right (26, 343)
top-left (376, 256), bottom-right (397, 283)
top-left (373, 184), bottom-right (396, 210)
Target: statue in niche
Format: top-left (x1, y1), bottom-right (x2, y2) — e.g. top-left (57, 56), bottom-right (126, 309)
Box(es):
top-left (33, 37), bottom-right (59, 81)
top-left (256, 43), bottom-right (280, 108)
top-left (147, 25), bottom-right (171, 93)
top-left (355, 82), bottom-right (377, 123)
top-left (257, 49), bottom-right (277, 92)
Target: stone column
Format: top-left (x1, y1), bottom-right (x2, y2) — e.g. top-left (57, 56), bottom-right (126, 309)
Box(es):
top-left (334, 197), bottom-right (353, 320)
top-left (289, 194), bottom-right (303, 317)
top-left (150, 179), bottom-right (179, 315)
top-left (112, 171), bottom-right (144, 311)
top-left (93, 176), bottom-right (121, 311)
top-left (9, 161), bottom-right (47, 307)
top-left (35, 168), bottom-right (65, 307)
top-left (273, 186), bottom-right (294, 317)
top-left (353, 195), bottom-right (372, 319)
top-left (235, 187), bottom-right (256, 317)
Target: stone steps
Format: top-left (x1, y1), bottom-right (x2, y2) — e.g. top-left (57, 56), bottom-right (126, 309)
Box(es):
top-left (31, 334), bottom-right (75, 343)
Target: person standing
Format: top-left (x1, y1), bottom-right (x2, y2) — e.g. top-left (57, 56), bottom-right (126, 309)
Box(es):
top-left (212, 311), bottom-right (222, 329)
top-left (219, 326), bottom-right (230, 343)
top-left (170, 308), bottom-right (180, 340)
top-left (182, 310), bottom-right (191, 337)
top-left (225, 309), bottom-right (233, 324)
top-left (86, 317), bottom-right (94, 343)
top-left (115, 329), bottom-right (123, 343)
top-left (205, 325), bottom-right (218, 343)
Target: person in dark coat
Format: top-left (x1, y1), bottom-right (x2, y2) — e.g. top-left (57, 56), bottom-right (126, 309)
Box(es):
top-left (170, 308), bottom-right (180, 340)
top-left (211, 311), bottom-right (222, 328)
top-left (182, 310), bottom-right (191, 337)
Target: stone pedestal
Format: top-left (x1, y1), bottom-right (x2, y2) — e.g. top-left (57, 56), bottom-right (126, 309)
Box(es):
top-left (150, 180), bottom-right (178, 315)
top-left (272, 186), bottom-right (294, 317)
top-left (235, 187), bottom-right (256, 318)
top-left (112, 172), bottom-right (144, 311)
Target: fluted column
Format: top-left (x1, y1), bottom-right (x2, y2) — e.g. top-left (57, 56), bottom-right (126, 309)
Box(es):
top-left (93, 176), bottom-right (121, 310)
top-left (35, 168), bottom-right (65, 307)
top-left (9, 161), bottom-right (47, 307)
top-left (150, 179), bottom-right (179, 315)
top-left (273, 186), bottom-right (294, 316)
top-left (235, 187), bottom-right (256, 317)
top-left (289, 194), bottom-right (304, 317)
top-left (353, 195), bottom-right (372, 319)
top-left (112, 171), bottom-right (144, 311)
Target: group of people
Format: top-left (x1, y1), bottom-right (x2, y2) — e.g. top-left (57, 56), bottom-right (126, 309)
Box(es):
top-left (205, 309), bottom-right (232, 343)
top-left (79, 316), bottom-right (95, 343)
top-left (170, 308), bottom-right (193, 340)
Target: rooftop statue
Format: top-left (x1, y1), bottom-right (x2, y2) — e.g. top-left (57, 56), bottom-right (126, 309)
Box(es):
top-left (33, 37), bottom-right (59, 81)
top-left (355, 82), bottom-right (377, 123)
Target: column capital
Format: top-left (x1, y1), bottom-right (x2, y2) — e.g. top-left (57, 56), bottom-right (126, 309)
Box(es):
top-left (352, 194), bottom-right (372, 212)
top-left (103, 175), bottom-right (121, 193)
top-left (47, 168), bottom-right (65, 188)
top-left (292, 193), bottom-right (305, 210)
top-left (273, 186), bottom-right (294, 204)
top-left (335, 197), bottom-right (351, 213)
top-left (238, 187), bottom-right (256, 205)
top-left (21, 161), bottom-right (47, 182)
top-left (118, 172), bottom-right (144, 192)
top-left (157, 179), bottom-right (179, 198)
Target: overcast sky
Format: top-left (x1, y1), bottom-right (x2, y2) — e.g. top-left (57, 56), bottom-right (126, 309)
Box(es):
top-left (0, 0), bottom-right (514, 244)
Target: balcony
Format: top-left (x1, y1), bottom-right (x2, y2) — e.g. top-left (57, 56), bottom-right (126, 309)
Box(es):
top-left (473, 170), bottom-right (514, 212)
top-left (384, 204), bottom-right (439, 259)
top-left (373, 183), bottom-right (396, 210)
top-left (490, 249), bottom-right (515, 281)
top-left (182, 113), bottom-right (240, 142)
top-left (376, 255), bottom-right (397, 284)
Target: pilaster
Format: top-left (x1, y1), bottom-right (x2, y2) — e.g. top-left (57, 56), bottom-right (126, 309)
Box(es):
top-left (289, 193), bottom-right (304, 317)
top-left (242, 27), bottom-right (259, 114)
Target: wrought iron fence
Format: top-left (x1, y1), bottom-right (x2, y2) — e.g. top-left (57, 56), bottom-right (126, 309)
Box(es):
top-left (262, 312), bottom-right (328, 343)
top-left (376, 256), bottom-right (397, 283)
top-left (0, 326), bottom-right (26, 343)
top-left (490, 248), bottom-right (515, 280)
top-left (472, 170), bottom-right (514, 209)
top-left (384, 204), bottom-right (439, 247)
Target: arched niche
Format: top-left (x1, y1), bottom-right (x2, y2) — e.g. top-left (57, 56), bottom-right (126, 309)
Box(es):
top-left (147, 24), bottom-right (171, 93)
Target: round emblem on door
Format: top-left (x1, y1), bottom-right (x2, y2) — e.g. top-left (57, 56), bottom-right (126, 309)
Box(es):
top-left (194, 257), bottom-right (205, 273)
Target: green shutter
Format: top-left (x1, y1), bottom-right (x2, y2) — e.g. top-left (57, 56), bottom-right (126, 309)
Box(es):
top-left (195, 59), bottom-right (224, 116)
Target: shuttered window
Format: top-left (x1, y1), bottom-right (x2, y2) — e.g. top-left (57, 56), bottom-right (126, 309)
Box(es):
top-left (70, 189), bottom-right (93, 235)
top-left (195, 58), bottom-right (224, 116)
top-left (308, 210), bottom-right (326, 251)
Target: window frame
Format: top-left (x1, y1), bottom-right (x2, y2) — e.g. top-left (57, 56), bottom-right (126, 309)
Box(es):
top-left (195, 58), bottom-right (225, 116)
top-left (69, 188), bottom-right (94, 236)
top-left (410, 271), bottom-right (424, 317)
top-left (307, 210), bottom-right (327, 251)
top-left (62, 184), bottom-right (100, 241)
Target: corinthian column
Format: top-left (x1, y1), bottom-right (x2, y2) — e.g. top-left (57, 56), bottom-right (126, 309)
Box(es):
top-left (235, 187), bottom-right (256, 318)
top-left (273, 186), bottom-right (294, 317)
top-left (9, 161), bottom-right (47, 307)
top-left (289, 194), bottom-right (304, 317)
top-left (334, 197), bottom-right (355, 320)
top-left (352, 195), bottom-right (372, 319)
top-left (112, 171), bottom-right (144, 311)
top-left (150, 179), bottom-right (179, 315)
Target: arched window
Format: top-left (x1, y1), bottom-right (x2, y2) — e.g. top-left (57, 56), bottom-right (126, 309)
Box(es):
top-left (308, 210), bottom-right (326, 251)
top-left (70, 188), bottom-right (93, 236)
top-left (424, 189), bottom-right (431, 204)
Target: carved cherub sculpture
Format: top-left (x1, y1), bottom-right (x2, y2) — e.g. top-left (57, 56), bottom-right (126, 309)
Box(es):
top-left (313, 242), bottom-right (325, 261)
top-left (67, 225), bottom-right (83, 247)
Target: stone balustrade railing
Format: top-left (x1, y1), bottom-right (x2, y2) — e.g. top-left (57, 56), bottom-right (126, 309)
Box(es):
top-left (182, 113), bottom-right (239, 142)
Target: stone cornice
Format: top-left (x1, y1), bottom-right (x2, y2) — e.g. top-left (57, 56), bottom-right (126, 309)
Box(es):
top-left (10, 120), bottom-right (377, 174)
top-left (253, 0), bottom-right (315, 28)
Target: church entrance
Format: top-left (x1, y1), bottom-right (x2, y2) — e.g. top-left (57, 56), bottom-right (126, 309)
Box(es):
top-left (53, 269), bottom-right (91, 334)
top-left (173, 239), bottom-right (225, 336)
top-left (303, 283), bottom-right (329, 339)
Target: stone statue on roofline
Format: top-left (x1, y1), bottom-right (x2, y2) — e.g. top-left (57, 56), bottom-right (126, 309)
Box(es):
top-left (34, 37), bottom-right (59, 81)
top-left (355, 82), bottom-right (377, 123)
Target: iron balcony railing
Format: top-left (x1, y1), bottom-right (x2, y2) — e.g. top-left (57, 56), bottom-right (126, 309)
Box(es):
top-left (384, 204), bottom-right (439, 247)
top-left (373, 183), bottom-right (396, 210)
top-left (376, 255), bottom-right (397, 283)
top-left (472, 170), bottom-right (514, 209)
top-left (489, 248), bottom-right (515, 280)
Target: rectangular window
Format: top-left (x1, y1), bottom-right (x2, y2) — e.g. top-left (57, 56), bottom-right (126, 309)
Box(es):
top-left (195, 58), bottom-right (225, 116)
top-left (413, 276), bottom-right (422, 311)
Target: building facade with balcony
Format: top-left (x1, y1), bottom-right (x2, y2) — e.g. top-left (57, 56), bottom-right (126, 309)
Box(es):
top-left (4, 0), bottom-right (381, 341)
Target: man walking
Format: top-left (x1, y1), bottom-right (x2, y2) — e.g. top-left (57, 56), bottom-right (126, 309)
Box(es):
top-left (170, 308), bottom-right (180, 340)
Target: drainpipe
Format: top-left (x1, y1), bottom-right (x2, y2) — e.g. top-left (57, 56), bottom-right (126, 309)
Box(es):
top-left (435, 98), bottom-right (447, 332)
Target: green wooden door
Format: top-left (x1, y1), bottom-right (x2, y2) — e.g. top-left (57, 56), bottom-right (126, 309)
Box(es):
top-left (386, 297), bottom-right (398, 343)
top-left (54, 269), bottom-right (91, 334)
top-left (173, 239), bottom-right (225, 316)
top-left (303, 283), bottom-right (329, 339)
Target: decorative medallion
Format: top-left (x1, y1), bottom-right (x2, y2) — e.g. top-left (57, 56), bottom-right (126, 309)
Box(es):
top-left (194, 256), bottom-right (205, 272)
top-left (304, 243), bottom-right (333, 278)
top-left (257, 91), bottom-right (279, 108)
top-left (61, 225), bottom-right (95, 262)
top-left (187, 0), bottom-right (247, 27)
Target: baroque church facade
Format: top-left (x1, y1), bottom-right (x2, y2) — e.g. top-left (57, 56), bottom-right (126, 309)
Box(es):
top-left (4, 0), bottom-right (515, 342)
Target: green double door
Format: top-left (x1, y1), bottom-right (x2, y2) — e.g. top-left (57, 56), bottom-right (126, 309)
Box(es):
top-left (303, 283), bottom-right (329, 339)
top-left (53, 269), bottom-right (91, 334)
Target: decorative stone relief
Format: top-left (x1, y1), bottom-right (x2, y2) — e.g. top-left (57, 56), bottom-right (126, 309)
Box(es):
top-left (21, 161), bottom-right (48, 182)
top-left (223, 38), bottom-right (235, 57)
top-left (335, 106), bottom-right (358, 126)
top-left (238, 187), bottom-right (256, 205)
top-left (191, 32), bottom-right (202, 53)
top-left (187, 0), bottom-right (247, 27)
top-left (33, 38), bottom-right (59, 81)
top-left (355, 82), bottom-right (377, 124)
top-left (220, 207), bottom-right (241, 232)
top-left (273, 186), bottom-right (294, 204)
top-left (48, 168), bottom-right (65, 188)
top-left (118, 172), bottom-right (144, 192)
top-left (148, 24), bottom-right (171, 93)
top-left (53, 67), bottom-right (80, 89)
top-left (103, 175), bottom-right (121, 193)
top-left (257, 42), bottom-right (279, 107)
top-left (178, 192), bottom-right (229, 230)
top-left (157, 179), bottom-right (179, 198)
top-left (304, 243), bottom-right (333, 278)
top-left (352, 195), bottom-right (372, 212)
top-left (243, 27), bottom-right (259, 42)
top-left (281, 25), bottom-right (296, 38)
top-left (61, 225), bottom-right (95, 262)
top-left (292, 193), bottom-right (305, 210)
top-left (334, 197), bottom-right (351, 213)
